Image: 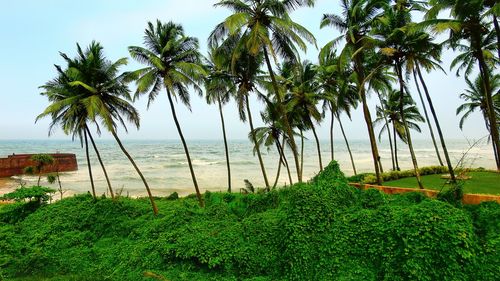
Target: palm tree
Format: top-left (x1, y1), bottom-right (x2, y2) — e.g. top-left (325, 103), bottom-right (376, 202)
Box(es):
top-left (280, 60), bottom-right (324, 172)
top-left (321, 0), bottom-right (388, 184)
top-left (216, 34), bottom-right (272, 188)
top-left (38, 42), bottom-right (158, 214)
top-left (210, 0), bottom-right (317, 183)
top-left (128, 21), bottom-right (206, 207)
top-left (29, 154), bottom-right (54, 186)
top-left (38, 54), bottom-right (99, 199)
top-left (250, 98), bottom-right (294, 188)
top-left (204, 48), bottom-right (236, 192)
top-left (375, 1), bottom-right (428, 188)
top-left (427, 0), bottom-right (500, 170)
top-left (375, 89), bottom-right (425, 170)
top-left (456, 73), bottom-right (500, 139)
top-left (317, 49), bottom-right (359, 174)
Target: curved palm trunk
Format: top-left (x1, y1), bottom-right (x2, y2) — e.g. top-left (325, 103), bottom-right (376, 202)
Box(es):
top-left (281, 137), bottom-right (294, 186)
top-left (263, 47), bottom-right (302, 182)
top-left (378, 151), bottom-right (384, 174)
top-left (217, 96), bottom-right (232, 192)
top-left (111, 130), bottom-right (158, 215)
top-left (473, 39), bottom-right (500, 170)
top-left (416, 64), bottom-right (458, 181)
top-left (336, 112), bottom-right (357, 175)
top-left (376, 91), bottom-right (396, 171)
top-left (166, 90), bottom-right (204, 206)
top-left (86, 126), bottom-right (114, 199)
top-left (330, 102), bottom-right (335, 161)
top-left (37, 169), bottom-right (41, 186)
top-left (273, 139), bottom-right (284, 189)
top-left (246, 97), bottom-right (270, 188)
top-left (354, 55), bottom-right (382, 184)
top-left (393, 125), bottom-right (400, 171)
top-left (84, 130), bottom-right (97, 199)
top-left (413, 69), bottom-right (444, 166)
top-left (300, 130), bottom-right (304, 178)
top-left (396, 62), bottom-right (423, 189)
top-left (309, 119), bottom-right (323, 171)
top-left (482, 113), bottom-right (499, 165)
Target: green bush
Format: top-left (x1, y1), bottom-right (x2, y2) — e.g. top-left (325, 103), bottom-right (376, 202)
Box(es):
top-left (0, 161), bottom-right (497, 281)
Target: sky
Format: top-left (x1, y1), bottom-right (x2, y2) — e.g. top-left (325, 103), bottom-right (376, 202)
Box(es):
top-left (0, 0), bottom-right (489, 142)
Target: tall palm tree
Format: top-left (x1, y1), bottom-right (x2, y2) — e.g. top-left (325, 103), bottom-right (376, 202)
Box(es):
top-left (321, 0), bottom-right (388, 184)
top-left (216, 34), bottom-right (272, 188)
top-left (204, 48), bottom-right (236, 192)
top-left (375, 89), bottom-right (425, 170)
top-left (375, 1), bottom-right (428, 188)
top-left (457, 73), bottom-right (500, 139)
top-left (280, 60), bottom-right (324, 172)
top-left (210, 0), bottom-right (317, 183)
top-left (427, 0), bottom-right (500, 170)
top-left (38, 51), bottom-right (100, 199)
top-left (37, 42), bottom-right (158, 213)
top-left (317, 49), bottom-right (359, 174)
top-left (128, 21), bottom-right (206, 207)
top-left (250, 97), bottom-right (294, 188)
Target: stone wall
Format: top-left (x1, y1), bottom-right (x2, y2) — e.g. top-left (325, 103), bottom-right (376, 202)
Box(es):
top-left (0, 154), bottom-right (78, 178)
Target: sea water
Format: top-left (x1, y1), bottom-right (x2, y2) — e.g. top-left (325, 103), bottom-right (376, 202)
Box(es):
top-left (0, 139), bottom-right (495, 197)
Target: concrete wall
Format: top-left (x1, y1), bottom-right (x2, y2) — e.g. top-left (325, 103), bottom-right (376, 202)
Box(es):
top-left (0, 154), bottom-right (78, 178)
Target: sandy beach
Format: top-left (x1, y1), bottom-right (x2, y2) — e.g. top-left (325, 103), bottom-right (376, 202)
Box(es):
top-left (0, 177), bottom-right (17, 196)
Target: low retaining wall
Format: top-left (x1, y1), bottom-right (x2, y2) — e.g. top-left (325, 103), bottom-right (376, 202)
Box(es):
top-left (349, 183), bottom-right (500, 205)
top-left (0, 154), bottom-right (78, 178)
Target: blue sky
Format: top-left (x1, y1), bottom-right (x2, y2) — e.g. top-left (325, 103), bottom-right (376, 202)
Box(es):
top-left (0, 0), bottom-right (488, 141)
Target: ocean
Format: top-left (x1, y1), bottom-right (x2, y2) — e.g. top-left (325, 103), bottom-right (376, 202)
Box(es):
top-left (0, 139), bottom-right (496, 197)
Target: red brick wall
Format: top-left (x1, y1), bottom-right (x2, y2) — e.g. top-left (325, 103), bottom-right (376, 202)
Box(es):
top-left (0, 154), bottom-right (78, 177)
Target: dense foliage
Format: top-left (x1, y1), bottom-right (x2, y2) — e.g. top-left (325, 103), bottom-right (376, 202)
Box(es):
top-left (0, 162), bottom-right (498, 280)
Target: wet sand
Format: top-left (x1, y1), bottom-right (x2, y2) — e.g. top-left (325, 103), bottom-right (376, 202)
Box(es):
top-left (0, 178), bottom-right (17, 196)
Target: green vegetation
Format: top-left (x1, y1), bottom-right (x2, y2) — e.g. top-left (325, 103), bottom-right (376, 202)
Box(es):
top-left (384, 171), bottom-right (500, 195)
top-left (0, 162), bottom-right (499, 280)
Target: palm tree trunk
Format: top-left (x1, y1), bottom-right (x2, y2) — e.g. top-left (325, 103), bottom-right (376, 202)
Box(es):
top-left (263, 47), bottom-right (302, 182)
top-left (336, 112), bottom-right (358, 175)
top-left (474, 41), bottom-right (500, 170)
top-left (217, 96), bottom-right (232, 193)
top-left (336, 112), bottom-right (357, 175)
top-left (354, 55), bottom-right (382, 184)
top-left (273, 139), bottom-right (284, 189)
top-left (482, 114), bottom-right (500, 165)
top-left (281, 137), bottom-right (294, 186)
top-left (393, 125), bottom-right (400, 171)
top-left (86, 126), bottom-right (114, 199)
top-left (111, 130), bottom-right (158, 215)
top-left (494, 15), bottom-right (500, 61)
top-left (396, 62), bottom-right (423, 189)
top-left (84, 130), bottom-right (97, 199)
top-left (166, 90), bottom-right (204, 207)
top-left (56, 171), bottom-right (63, 200)
top-left (310, 119), bottom-right (323, 171)
top-left (413, 69), bottom-right (444, 166)
top-left (330, 102), bottom-right (335, 161)
top-left (376, 91), bottom-right (396, 171)
top-left (37, 170), bottom-right (41, 186)
top-left (378, 151), bottom-right (384, 174)
top-left (245, 97), bottom-right (270, 188)
top-left (300, 130), bottom-right (304, 178)
top-left (415, 64), bottom-right (457, 181)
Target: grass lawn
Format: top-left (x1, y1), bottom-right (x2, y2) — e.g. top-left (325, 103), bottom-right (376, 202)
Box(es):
top-left (383, 171), bottom-right (500, 195)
